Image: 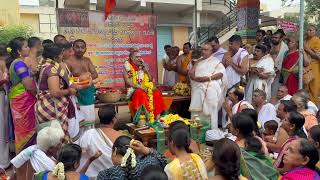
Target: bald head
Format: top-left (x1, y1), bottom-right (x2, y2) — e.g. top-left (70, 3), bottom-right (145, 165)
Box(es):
top-left (277, 86), bottom-right (288, 99)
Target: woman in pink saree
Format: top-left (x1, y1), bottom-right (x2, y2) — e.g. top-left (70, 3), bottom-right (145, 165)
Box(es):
top-left (280, 138), bottom-right (319, 180)
top-left (274, 111), bottom-right (307, 173)
top-left (7, 37), bottom-right (37, 153)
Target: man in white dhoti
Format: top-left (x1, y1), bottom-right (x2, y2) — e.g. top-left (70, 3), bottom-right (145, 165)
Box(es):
top-left (79, 105), bottom-right (123, 178)
top-left (223, 35), bottom-right (249, 90)
top-left (207, 36), bottom-right (227, 62)
top-left (270, 31), bottom-right (289, 96)
top-left (189, 42), bottom-right (227, 129)
top-left (252, 89), bottom-right (278, 127)
top-left (246, 44), bottom-right (275, 103)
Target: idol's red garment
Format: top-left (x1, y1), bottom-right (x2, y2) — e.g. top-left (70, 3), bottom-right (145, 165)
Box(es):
top-left (131, 88), bottom-right (166, 116)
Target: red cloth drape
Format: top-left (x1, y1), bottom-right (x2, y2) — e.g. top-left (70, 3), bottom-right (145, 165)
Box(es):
top-left (131, 89), bottom-right (166, 116)
top-left (105, 0), bottom-right (116, 18)
top-left (129, 61), bottom-right (139, 71)
top-left (283, 51), bottom-right (299, 95)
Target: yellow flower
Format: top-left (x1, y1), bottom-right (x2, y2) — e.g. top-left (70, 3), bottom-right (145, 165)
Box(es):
top-left (6, 47), bottom-right (12, 53)
top-left (238, 86), bottom-right (244, 91)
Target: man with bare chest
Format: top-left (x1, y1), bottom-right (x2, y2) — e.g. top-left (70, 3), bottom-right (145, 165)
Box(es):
top-left (65, 39), bottom-right (98, 127)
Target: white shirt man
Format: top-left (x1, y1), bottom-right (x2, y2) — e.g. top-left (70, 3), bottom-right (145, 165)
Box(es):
top-left (252, 89), bottom-right (278, 127)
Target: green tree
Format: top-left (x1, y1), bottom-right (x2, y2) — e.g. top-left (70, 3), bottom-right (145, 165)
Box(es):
top-left (0, 25), bottom-right (33, 44)
top-left (305, 0), bottom-right (320, 30)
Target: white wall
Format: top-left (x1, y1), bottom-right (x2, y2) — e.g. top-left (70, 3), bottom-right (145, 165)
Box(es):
top-left (19, 0), bottom-right (39, 6)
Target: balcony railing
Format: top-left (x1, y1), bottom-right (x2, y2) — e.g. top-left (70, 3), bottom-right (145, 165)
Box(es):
top-left (198, 0), bottom-right (237, 44)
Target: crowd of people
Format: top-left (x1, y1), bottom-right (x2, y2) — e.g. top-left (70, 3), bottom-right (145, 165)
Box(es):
top-left (160, 25), bottom-right (320, 179)
top-left (0, 25), bottom-right (319, 180)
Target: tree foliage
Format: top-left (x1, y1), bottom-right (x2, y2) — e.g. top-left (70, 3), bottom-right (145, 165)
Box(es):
top-left (0, 25), bottom-right (33, 44)
top-left (305, 0), bottom-right (320, 31)
top-left (305, 0), bottom-right (320, 17)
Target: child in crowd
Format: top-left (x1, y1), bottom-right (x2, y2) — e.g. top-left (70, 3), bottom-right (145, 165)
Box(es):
top-left (164, 121), bottom-right (207, 179)
top-left (263, 120), bottom-right (278, 142)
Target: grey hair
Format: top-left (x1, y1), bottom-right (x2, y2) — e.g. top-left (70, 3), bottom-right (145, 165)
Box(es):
top-left (293, 94), bottom-right (308, 110)
top-left (296, 89), bottom-right (310, 100)
top-left (37, 121), bottom-right (65, 152)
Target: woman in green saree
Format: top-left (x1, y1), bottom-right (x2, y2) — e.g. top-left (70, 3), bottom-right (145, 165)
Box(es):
top-left (230, 112), bottom-right (279, 180)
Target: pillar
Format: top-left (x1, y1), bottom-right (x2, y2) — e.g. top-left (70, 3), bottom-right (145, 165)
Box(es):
top-left (88, 0), bottom-right (97, 10)
top-left (236, 0), bottom-right (260, 45)
top-left (57, 0), bottom-right (65, 8)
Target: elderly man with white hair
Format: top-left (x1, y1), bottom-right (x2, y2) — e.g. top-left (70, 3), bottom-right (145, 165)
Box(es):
top-left (11, 121), bottom-right (65, 180)
top-left (296, 89), bottom-right (319, 116)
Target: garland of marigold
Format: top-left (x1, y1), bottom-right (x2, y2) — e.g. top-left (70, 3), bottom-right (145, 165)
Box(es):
top-left (124, 61), bottom-right (155, 124)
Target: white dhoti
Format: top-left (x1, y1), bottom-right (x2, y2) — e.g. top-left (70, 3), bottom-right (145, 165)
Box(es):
top-left (80, 104), bottom-right (95, 123)
top-left (189, 55), bottom-right (227, 129)
top-left (246, 55), bottom-right (275, 103)
top-left (78, 129), bottom-right (113, 178)
top-left (68, 96), bottom-right (84, 143)
top-left (0, 91), bottom-right (10, 169)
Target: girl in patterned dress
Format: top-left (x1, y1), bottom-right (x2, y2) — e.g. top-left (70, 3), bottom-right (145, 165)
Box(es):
top-left (164, 122), bottom-right (208, 180)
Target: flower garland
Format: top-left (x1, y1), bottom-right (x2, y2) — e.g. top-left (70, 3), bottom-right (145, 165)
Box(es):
top-left (53, 162), bottom-right (65, 180)
top-left (124, 61), bottom-right (155, 124)
top-left (121, 139), bottom-right (137, 168)
top-left (145, 81), bottom-right (155, 124)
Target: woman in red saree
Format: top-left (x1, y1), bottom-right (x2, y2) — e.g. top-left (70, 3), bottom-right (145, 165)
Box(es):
top-left (123, 49), bottom-right (166, 120)
top-left (281, 37), bottom-right (310, 95)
